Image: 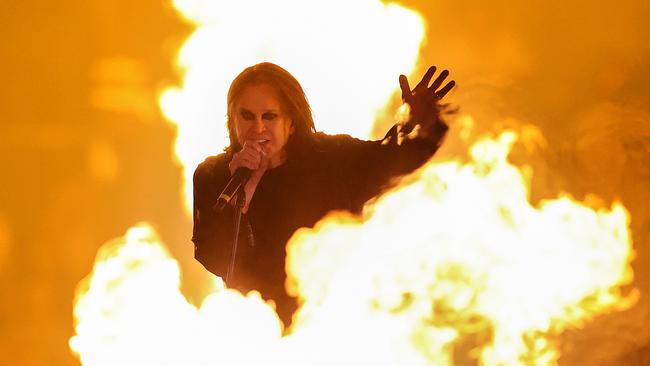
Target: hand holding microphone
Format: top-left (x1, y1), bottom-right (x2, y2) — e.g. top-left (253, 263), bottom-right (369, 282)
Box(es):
top-left (213, 140), bottom-right (268, 213)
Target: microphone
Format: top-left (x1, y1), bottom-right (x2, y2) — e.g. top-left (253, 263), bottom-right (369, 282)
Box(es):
top-left (212, 168), bottom-right (252, 213)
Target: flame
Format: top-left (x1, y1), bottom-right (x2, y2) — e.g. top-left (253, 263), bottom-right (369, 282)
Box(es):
top-left (285, 131), bottom-right (637, 365)
top-left (70, 133), bottom-right (635, 366)
top-left (69, 223), bottom-right (283, 366)
top-left (158, 0), bottom-right (425, 212)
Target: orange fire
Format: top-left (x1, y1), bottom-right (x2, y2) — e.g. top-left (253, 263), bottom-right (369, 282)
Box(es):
top-left (69, 223), bottom-right (284, 366)
top-left (70, 132), bottom-right (636, 366)
top-left (285, 132), bottom-right (636, 364)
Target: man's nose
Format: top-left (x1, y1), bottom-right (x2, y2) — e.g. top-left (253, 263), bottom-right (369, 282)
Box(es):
top-left (252, 117), bottom-right (265, 132)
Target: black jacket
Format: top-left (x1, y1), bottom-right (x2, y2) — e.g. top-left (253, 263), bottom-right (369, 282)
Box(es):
top-left (192, 132), bottom-right (440, 325)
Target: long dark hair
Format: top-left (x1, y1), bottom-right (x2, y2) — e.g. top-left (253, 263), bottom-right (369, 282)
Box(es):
top-left (225, 62), bottom-right (317, 154)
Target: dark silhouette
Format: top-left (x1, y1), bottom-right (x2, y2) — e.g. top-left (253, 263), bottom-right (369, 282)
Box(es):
top-left (192, 62), bottom-right (454, 327)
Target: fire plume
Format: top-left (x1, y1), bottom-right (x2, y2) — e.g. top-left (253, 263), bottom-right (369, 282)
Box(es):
top-left (70, 133), bottom-right (636, 366)
top-left (69, 223), bottom-right (283, 366)
top-left (285, 131), bottom-right (636, 365)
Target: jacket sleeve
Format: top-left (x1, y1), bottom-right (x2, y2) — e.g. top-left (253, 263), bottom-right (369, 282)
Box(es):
top-left (191, 155), bottom-right (236, 278)
top-left (324, 131), bottom-right (441, 209)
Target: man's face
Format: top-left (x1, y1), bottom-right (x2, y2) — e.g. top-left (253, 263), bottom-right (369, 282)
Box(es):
top-left (234, 83), bottom-right (294, 164)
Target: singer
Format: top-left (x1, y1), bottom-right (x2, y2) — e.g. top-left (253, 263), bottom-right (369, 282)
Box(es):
top-left (192, 62), bottom-right (454, 326)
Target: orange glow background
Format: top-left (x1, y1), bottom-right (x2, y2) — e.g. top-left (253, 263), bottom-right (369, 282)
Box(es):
top-left (1, 0), bottom-right (649, 365)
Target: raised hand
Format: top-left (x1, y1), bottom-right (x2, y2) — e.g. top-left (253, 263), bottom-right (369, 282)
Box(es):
top-left (398, 66), bottom-right (455, 140)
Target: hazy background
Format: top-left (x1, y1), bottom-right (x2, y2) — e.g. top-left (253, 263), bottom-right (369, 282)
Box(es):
top-left (1, 0), bottom-right (648, 365)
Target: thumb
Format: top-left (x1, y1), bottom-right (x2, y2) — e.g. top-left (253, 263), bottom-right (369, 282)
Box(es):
top-left (399, 74), bottom-right (411, 101)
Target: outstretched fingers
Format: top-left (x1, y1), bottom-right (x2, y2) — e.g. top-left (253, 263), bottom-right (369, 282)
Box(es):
top-left (399, 74), bottom-right (412, 101)
top-left (428, 69), bottom-right (449, 93)
top-left (414, 66), bottom-right (437, 91)
top-left (435, 80), bottom-right (455, 99)
top-left (401, 66), bottom-right (456, 102)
